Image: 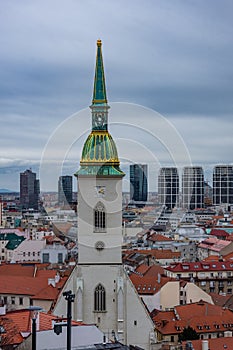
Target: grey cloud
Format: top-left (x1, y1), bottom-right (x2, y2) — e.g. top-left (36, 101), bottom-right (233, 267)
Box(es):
top-left (0, 0), bottom-right (232, 190)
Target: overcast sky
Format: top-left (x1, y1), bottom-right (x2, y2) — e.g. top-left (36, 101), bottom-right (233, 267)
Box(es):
top-left (0, 0), bottom-right (232, 191)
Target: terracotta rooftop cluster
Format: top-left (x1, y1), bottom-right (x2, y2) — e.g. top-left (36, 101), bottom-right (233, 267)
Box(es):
top-left (129, 264), bottom-right (169, 295)
top-left (0, 309), bottom-right (82, 348)
top-left (152, 301), bottom-right (233, 336)
top-left (0, 263), bottom-right (71, 310)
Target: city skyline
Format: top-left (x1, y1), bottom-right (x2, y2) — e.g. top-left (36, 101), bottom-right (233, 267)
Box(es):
top-left (0, 1), bottom-right (233, 191)
top-left (2, 164), bottom-right (232, 196)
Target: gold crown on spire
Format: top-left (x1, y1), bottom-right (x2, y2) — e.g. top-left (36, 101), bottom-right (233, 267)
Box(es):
top-left (97, 39), bottom-right (102, 46)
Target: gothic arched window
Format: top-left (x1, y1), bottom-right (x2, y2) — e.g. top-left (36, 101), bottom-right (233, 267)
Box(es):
top-left (94, 284), bottom-right (106, 312)
top-left (94, 202), bottom-right (106, 232)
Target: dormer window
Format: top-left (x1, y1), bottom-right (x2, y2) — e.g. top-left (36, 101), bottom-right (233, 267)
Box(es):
top-left (203, 265), bottom-right (209, 269)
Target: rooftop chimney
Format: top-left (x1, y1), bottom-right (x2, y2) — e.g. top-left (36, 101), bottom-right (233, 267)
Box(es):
top-left (48, 278), bottom-right (56, 287)
top-left (202, 340), bottom-right (208, 350)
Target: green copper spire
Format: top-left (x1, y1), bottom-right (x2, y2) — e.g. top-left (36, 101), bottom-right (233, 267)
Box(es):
top-left (92, 40), bottom-right (107, 105)
top-left (75, 40), bottom-right (125, 178)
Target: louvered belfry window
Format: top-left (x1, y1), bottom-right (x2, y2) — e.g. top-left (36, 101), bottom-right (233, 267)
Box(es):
top-left (94, 202), bottom-right (106, 232)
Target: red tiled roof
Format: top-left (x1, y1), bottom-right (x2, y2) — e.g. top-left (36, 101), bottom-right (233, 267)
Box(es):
top-left (0, 316), bottom-right (24, 347)
top-left (32, 285), bottom-right (59, 300)
top-left (135, 264), bottom-right (151, 275)
top-left (1, 309), bottom-right (83, 336)
top-left (153, 301), bottom-right (233, 336)
top-left (44, 235), bottom-right (64, 244)
top-left (183, 337), bottom-right (233, 350)
top-left (148, 233), bottom-right (173, 242)
top-left (130, 264), bottom-right (170, 295)
top-left (125, 249), bottom-right (181, 260)
top-left (130, 274), bottom-right (170, 295)
top-left (4, 310), bottom-right (31, 332)
top-left (153, 250), bottom-right (181, 259)
top-left (209, 292), bottom-right (231, 307)
top-left (202, 255), bottom-right (220, 261)
top-left (0, 263), bottom-right (50, 277)
top-left (175, 301), bottom-right (227, 319)
top-left (140, 264), bottom-right (165, 277)
top-left (36, 270), bottom-right (57, 278)
top-left (0, 274), bottom-right (67, 300)
top-left (165, 260), bottom-right (233, 273)
top-left (210, 229), bottom-right (229, 237)
top-left (0, 264), bottom-right (35, 277)
top-left (134, 264), bottom-right (165, 277)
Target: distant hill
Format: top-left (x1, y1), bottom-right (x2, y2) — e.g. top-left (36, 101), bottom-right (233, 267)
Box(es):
top-left (0, 188), bottom-right (15, 193)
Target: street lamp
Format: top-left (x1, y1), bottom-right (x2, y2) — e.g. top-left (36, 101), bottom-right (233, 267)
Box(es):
top-left (63, 290), bottom-right (75, 350)
top-left (28, 306), bottom-right (42, 350)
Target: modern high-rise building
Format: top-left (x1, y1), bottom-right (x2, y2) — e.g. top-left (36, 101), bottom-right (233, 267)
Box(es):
top-left (182, 166), bottom-right (204, 210)
top-left (58, 175), bottom-right (73, 205)
top-left (130, 164), bottom-right (148, 203)
top-left (20, 169), bottom-right (40, 210)
top-left (158, 167), bottom-right (179, 209)
top-left (213, 165), bottom-right (233, 206)
top-left (0, 201), bottom-right (2, 226)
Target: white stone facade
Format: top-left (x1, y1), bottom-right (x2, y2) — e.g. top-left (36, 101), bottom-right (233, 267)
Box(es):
top-left (78, 177), bottom-right (123, 264)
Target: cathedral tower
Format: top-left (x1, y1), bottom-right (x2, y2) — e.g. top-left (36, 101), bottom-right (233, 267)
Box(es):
top-left (75, 39), bottom-right (125, 265)
top-left (66, 40), bottom-right (155, 348)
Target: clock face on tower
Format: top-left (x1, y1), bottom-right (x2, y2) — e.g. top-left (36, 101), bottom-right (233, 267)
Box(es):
top-left (95, 186), bottom-right (106, 198)
top-left (93, 113), bottom-right (105, 129)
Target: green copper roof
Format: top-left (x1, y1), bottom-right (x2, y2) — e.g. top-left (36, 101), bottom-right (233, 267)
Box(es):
top-left (92, 40), bottom-right (107, 105)
top-left (76, 165), bottom-right (124, 177)
top-left (81, 131), bottom-right (119, 164)
top-left (75, 130), bottom-right (124, 177)
top-left (0, 233), bottom-right (25, 250)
